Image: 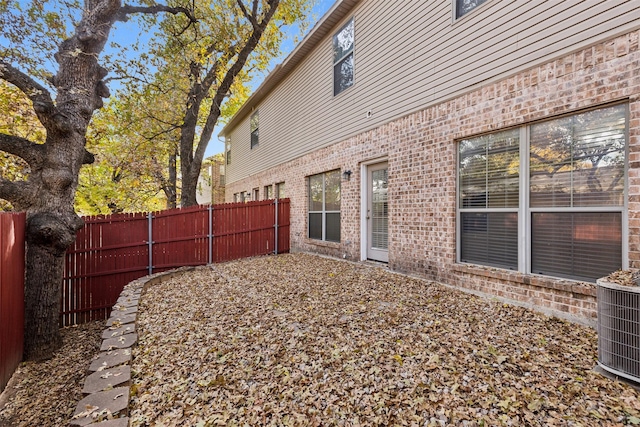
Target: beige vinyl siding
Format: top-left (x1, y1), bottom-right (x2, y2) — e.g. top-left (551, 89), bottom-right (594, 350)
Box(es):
top-left (225, 0), bottom-right (640, 184)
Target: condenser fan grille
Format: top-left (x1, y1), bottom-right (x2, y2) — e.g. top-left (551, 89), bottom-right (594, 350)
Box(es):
top-left (597, 281), bottom-right (640, 383)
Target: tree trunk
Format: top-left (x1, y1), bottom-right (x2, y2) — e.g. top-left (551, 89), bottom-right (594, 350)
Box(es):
top-left (23, 206), bottom-right (83, 359)
top-left (180, 169), bottom-right (198, 207)
top-left (167, 153), bottom-right (177, 209)
top-left (23, 239), bottom-right (65, 360)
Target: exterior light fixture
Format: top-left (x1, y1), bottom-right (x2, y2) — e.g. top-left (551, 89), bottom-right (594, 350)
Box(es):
top-left (342, 170), bottom-right (352, 181)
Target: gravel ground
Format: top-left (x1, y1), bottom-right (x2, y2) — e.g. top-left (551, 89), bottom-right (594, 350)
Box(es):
top-left (0, 321), bottom-right (103, 427)
top-left (129, 253), bottom-right (640, 426)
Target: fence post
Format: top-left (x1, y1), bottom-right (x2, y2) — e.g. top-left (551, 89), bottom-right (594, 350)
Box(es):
top-left (274, 198), bottom-right (279, 255)
top-left (208, 204), bottom-right (213, 264)
top-left (147, 212), bottom-right (153, 275)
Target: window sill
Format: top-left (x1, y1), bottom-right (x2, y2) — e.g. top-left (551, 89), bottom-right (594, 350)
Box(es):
top-left (305, 238), bottom-right (341, 249)
top-left (452, 263), bottom-right (596, 297)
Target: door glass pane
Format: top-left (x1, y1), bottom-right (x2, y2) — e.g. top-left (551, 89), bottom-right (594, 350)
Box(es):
top-left (460, 212), bottom-right (518, 270)
top-left (531, 212), bottom-right (622, 282)
top-left (371, 168), bottom-right (388, 250)
top-left (530, 104), bottom-right (626, 208)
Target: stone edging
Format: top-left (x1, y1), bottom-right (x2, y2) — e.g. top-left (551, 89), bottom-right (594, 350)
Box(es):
top-left (69, 267), bottom-right (195, 427)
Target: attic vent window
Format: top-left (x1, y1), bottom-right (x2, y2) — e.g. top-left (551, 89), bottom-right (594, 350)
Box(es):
top-left (333, 18), bottom-right (354, 96)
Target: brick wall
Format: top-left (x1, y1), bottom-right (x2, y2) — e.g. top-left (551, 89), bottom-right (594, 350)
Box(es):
top-left (226, 30), bottom-right (640, 323)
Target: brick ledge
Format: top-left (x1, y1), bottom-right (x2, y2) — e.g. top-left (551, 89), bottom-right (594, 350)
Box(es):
top-left (452, 263), bottom-right (597, 297)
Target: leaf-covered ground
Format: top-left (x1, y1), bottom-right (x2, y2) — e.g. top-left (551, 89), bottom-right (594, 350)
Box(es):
top-left (0, 321), bottom-right (103, 427)
top-left (130, 253), bottom-right (640, 426)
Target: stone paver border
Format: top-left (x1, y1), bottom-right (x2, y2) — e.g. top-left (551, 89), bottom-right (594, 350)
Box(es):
top-left (69, 267), bottom-right (194, 426)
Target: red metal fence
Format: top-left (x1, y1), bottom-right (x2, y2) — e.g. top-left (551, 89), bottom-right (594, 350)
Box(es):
top-left (0, 212), bottom-right (25, 393)
top-left (61, 199), bottom-right (290, 325)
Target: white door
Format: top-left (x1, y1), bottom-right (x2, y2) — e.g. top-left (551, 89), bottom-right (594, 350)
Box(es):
top-left (366, 162), bottom-right (389, 262)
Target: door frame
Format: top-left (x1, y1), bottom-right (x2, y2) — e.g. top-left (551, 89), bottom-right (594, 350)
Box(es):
top-left (360, 157), bottom-right (389, 261)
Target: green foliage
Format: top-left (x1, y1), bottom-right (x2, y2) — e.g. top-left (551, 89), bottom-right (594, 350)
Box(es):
top-left (82, 0), bottom-right (315, 207)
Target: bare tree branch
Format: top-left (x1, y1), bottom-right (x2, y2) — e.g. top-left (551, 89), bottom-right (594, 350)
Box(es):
top-left (190, 0), bottom-right (280, 176)
top-left (0, 132), bottom-right (45, 166)
top-left (117, 3), bottom-right (197, 25)
top-left (236, 0), bottom-right (258, 28)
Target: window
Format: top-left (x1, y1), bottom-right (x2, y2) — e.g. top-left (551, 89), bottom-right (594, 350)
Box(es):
top-left (333, 18), bottom-right (354, 96)
top-left (458, 104), bottom-right (627, 282)
top-left (250, 111), bottom-right (259, 149)
top-left (264, 185), bottom-right (273, 200)
top-left (233, 193), bottom-right (239, 203)
top-left (309, 170), bottom-right (341, 242)
top-left (252, 188), bottom-right (259, 201)
top-left (276, 182), bottom-right (285, 199)
top-left (226, 150), bottom-right (231, 165)
top-left (455, 0), bottom-right (488, 18)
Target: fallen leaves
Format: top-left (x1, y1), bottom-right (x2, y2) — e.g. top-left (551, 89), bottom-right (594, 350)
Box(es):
top-left (603, 269), bottom-right (639, 287)
top-left (0, 321), bottom-right (103, 427)
top-left (129, 253), bottom-right (640, 426)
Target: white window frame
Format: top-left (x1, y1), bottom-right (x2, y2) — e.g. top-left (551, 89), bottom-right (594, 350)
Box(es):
top-left (333, 17), bottom-right (355, 96)
top-left (457, 104), bottom-right (629, 281)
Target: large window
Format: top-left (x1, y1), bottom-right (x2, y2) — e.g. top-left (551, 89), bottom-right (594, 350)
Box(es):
top-left (333, 18), bottom-right (354, 96)
top-left (309, 170), bottom-right (341, 242)
top-left (250, 110), bottom-right (259, 149)
top-left (458, 104), bottom-right (627, 282)
top-left (455, 0), bottom-right (488, 18)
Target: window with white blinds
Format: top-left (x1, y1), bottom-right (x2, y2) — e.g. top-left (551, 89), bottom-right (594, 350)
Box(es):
top-left (458, 104), bottom-right (627, 282)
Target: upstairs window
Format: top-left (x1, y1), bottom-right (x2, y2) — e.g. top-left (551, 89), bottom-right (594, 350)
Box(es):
top-left (226, 150), bottom-right (231, 165)
top-left (455, 0), bottom-right (488, 19)
top-left (333, 18), bottom-right (354, 96)
top-left (250, 111), bottom-right (259, 149)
